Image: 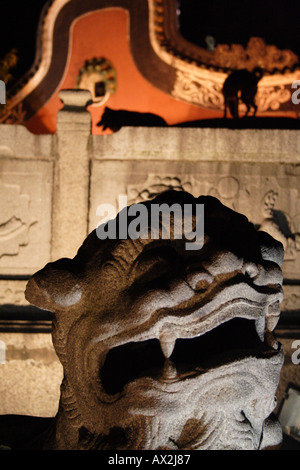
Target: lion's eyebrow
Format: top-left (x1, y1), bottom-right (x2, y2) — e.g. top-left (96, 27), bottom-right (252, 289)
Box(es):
top-left (106, 237), bottom-right (162, 279)
top-left (101, 239), bottom-right (140, 276)
top-left (110, 237), bottom-right (149, 262)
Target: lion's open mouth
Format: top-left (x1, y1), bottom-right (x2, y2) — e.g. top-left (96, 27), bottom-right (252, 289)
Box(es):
top-left (100, 316), bottom-right (279, 396)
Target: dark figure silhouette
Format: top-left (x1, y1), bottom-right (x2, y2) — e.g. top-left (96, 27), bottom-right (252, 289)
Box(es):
top-left (222, 68), bottom-right (263, 119)
top-left (97, 107), bottom-right (167, 132)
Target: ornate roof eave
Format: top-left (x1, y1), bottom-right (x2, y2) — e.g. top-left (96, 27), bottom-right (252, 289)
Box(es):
top-left (2, 0), bottom-right (68, 122)
top-left (150, 0), bottom-right (300, 73)
top-left (148, 0), bottom-right (300, 112)
top-left (2, 0), bottom-right (300, 124)
top-left (3, 0), bottom-right (176, 123)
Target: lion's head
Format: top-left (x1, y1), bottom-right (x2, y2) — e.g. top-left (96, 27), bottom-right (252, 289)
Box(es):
top-left (25, 191), bottom-right (284, 450)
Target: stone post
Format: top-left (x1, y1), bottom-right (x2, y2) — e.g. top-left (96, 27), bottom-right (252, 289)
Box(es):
top-left (52, 89), bottom-right (92, 261)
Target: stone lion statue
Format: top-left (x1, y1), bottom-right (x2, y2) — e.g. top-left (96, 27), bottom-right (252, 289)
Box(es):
top-left (1, 191), bottom-right (284, 450)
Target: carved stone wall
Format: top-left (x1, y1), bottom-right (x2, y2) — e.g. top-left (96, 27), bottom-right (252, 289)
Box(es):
top-left (0, 160), bottom-right (53, 275)
top-left (0, 91), bottom-right (299, 429)
top-left (89, 129), bottom-right (300, 282)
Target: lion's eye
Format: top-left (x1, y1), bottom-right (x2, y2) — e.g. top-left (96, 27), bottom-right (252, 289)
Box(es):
top-left (133, 256), bottom-right (169, 284)
top-left (131, 245), bottom-right (184, 285)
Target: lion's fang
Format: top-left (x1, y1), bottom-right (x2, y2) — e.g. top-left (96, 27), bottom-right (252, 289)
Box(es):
top-left (159, 333), bottom-right (176, 359)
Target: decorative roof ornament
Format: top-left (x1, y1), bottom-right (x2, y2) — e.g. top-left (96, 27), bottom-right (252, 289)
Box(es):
top-left (213, 37), bottom-right (299, 72)
top-left (76, 57), bottom-right (117, 107)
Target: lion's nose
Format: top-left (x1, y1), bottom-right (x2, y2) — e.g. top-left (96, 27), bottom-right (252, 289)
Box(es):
top-left (186, 270), bottom-right (214, 291)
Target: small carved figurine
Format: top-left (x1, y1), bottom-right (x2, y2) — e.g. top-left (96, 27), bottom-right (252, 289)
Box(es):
top-left (222, 67), bottom-right (263, 119)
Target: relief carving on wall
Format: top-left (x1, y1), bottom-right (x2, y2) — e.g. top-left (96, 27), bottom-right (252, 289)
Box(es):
top-left (256, 86), bottom-right (292, 112)
top-left (172, 71), bottom-right (225, 109)
top-left (259, 190), bottom-right (300, 262)
top-left (0, 281), bottom-right (28, 305)
top-left (0, 182), bottom-right (36, 258)
top-left (210, 182), bottom-right (300, 278)
top-left (172, 70), bottom-right (294, 113)
top-left (127, 175), bottom-right (193, 204)
top-left (126, 174), bottom-right (300, 279)
top-left (280, 286), bottom-right (300, 311)
top-left (0, 160), bottom-right (53, 275)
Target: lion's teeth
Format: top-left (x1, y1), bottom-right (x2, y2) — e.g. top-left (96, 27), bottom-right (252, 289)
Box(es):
top-left (266, 301), bottom-right (280, 331)
top-left (265, 330), bottom-right (279, 350)
top-left (159, 333), bottom-right (176, 359)
top-left (255, 316), bottom-right (265, 342)
top-left (162, 359), bottom-right (177, 381)
top-left (266, 315), bottom-right (280, 331)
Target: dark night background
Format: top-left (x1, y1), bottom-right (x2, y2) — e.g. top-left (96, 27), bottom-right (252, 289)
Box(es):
top-left (179, 0), bottom-right (300, 54)
top-left (0, 0), bottom-right (300, 87)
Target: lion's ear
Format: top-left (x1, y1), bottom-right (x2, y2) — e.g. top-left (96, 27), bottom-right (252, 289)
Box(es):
top-left (25, 258), bottom-right (83, 312)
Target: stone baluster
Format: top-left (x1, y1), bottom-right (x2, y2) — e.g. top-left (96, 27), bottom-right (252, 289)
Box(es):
top-left (52, 89), bottom-right (92, 261)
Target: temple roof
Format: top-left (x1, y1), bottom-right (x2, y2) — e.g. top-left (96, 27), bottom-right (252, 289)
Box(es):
top-left (1, 0), bottom-right (300, 133)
